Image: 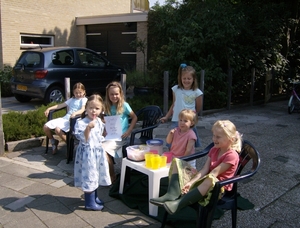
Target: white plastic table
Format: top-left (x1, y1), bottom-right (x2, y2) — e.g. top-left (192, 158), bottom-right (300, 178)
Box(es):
top-left (119, 158), bottom-right (170, 216)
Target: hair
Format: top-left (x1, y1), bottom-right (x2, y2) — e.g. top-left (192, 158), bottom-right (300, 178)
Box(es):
top-left (178, 109), bottom-right (198, 128)
top-left (212, 120), bottom-right (242, 153)
top-left (72, 82), bottom-right (86, 96)
top-left (81, 94), bottom-right (103, 119)
top-left (104, 81), bottom-right (125, 115)
top-left (177, 64), bottom-right (198, 90)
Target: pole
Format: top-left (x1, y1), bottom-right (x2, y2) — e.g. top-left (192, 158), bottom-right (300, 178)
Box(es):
top-left (163, 71), bottom-right (169, 115)
top-left (0, 82), bottom-right (5, 155)
top-left (65, 78), bottom-right (70, 100)
top-left (227, 68), bottom-right (232, 110)
top-left (199, 70), bottom-right (205, 116)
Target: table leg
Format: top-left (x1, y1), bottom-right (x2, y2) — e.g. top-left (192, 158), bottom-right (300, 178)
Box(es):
top-left (148, 173), bottom-right (161, 216)
top-left (119, 158), bottom-right (127, 194)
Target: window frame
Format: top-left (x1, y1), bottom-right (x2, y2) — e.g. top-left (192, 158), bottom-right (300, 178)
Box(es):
top-left (20, 34), bottom-right (54, 49)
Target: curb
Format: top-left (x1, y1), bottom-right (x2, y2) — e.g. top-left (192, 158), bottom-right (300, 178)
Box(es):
top-left (5, 136), bottom-right (46, 152)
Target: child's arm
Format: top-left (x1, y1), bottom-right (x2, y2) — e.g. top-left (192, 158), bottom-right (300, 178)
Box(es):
top-left (182, 157), bottom-right (211, 193)
top-left (195, 95), bottom-right (203, 114)
top-left (44, 102), bottom-right (67, 117)
top-left (70, 105), bottom-right (85, 118)
top-left (209, 162), bottom-right (232, 177)
top-left (84, 119), bottom-right (96, 142)
top-left (166, 128), bottom-right (176, 144)
top-left (183, 139), bottom-right (196, 156)
top-left (161, 92), bottom-right (175, 123)
top-left (122, 110), bottom-right (137, 139)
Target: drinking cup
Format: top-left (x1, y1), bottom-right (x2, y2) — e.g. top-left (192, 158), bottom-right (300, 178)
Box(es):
top-left (162, 152), bottom-right (173, 163)
top-left (160, 155), bottom-right (167, 167)
top-left (150, 150), bottom-right (158, 154)
top-left (145, 152), bottom-right (153, 168)
top-left (151, 155), bottom-right (161, 169)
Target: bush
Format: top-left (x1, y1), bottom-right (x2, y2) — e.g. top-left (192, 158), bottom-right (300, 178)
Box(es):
top-left (2, 103), bottom-right (65, 142)
top-left (0, 65), bottom-right (13, 97)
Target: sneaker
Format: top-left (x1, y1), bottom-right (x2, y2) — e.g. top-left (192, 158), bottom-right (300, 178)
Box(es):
top-left (52, 139), bottom-right (59, 154)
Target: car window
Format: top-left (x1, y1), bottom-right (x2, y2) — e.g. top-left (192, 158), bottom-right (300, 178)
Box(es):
top-left (16, 52), bottom-right (42, 68)
top-left (52, 51), bottom-right (74, 65)
top-left (77, 50), bottom-right (106, 67)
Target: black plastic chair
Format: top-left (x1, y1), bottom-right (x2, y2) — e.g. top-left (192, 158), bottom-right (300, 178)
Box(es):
top-left (45, 107), bottom-right (67, 154)
top-left (124, 105), bottom-right (163, 155)
top-left (161, 140), bottom-right (261, 228)
top-left (66, 115), bottom-right (81, 164)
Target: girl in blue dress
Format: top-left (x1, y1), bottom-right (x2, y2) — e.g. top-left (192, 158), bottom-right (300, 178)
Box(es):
top-left (73, 94), bottom-right (110, 211)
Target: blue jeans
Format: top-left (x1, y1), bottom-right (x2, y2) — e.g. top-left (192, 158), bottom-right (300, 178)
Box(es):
top-left (166, 121), bottom-right (201, 150)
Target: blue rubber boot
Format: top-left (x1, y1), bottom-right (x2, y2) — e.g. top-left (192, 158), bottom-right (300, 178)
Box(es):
top-left (84, 191), bottom-right (104, 211)
top-left (95, 189), bottom-right (104, 206)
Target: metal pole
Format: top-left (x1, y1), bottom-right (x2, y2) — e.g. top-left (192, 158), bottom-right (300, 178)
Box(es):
top-left (65, 78), bottom-right (70, 100)
top-left (227, 68), bottom-right (232, 110)
top-left (0, 82), bottom-right (5, 155)
top-left (163, 71), bottom-right (169, 115)
top-left (199, 70), bottom-right (205, 116)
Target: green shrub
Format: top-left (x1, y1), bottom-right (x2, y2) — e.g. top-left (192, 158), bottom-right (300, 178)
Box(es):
top-left (127, 93), bottom-right (164, 111)
top-left (3, 103), bottom-right (65, 142)
top-left (0, 65), bottom-right (13, 97)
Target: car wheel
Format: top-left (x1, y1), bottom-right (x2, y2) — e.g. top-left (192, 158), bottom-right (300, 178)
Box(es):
top-left (14, 94), bottom-right (32, 103)
top-left (44, 86), bottom-right (64, 104)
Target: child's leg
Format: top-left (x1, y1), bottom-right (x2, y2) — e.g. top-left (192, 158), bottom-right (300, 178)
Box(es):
top-left (43, 125), bottom-right (54, 139)
top-left (55, 127), bottom-right (67, 142)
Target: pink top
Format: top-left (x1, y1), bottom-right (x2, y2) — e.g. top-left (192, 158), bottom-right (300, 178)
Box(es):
top-left (208, 147), bottom-right (239, 191)
top-left (170, 127), bottom-right (197, 157)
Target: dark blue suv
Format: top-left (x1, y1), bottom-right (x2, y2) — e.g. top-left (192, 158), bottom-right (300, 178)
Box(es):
top-left (11, 47), bottom-right (125, 104)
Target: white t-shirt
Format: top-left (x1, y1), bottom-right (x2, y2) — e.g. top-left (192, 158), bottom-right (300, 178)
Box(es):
top-left (171, 85), bottom-right (203, 121)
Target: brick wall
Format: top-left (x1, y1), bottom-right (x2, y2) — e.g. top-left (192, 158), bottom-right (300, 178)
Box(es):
top-left (0, 0), bottom-right (131, 68)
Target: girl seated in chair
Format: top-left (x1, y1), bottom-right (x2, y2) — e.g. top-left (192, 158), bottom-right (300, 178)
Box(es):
top-left (150, 120), bottom-right (242, 214)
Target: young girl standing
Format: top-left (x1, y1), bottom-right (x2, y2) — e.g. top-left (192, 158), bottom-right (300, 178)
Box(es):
top-left (161, 64), bottom-right (203, 148)
top-left (167, 109), bottom-right (197, 167)
top-left (73, 94), bottom-right (110, 211)
top-left (102, 81), bottom-right (137, 182)
top-left (150, 120), bottom-right (242, 215)
top-left (43, 82), bottom-right (87, 154)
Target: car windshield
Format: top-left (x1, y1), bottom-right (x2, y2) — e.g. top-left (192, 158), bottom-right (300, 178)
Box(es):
top-left (16, 52), bottom-right (42, 68)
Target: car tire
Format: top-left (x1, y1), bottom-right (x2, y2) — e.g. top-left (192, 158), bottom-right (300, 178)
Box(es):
top-left (14, 94), bottom-right (32, 103)
top-left (44, 86), bottom-right (64, 104)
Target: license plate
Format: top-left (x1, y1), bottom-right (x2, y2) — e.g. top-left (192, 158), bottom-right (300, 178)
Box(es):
top-left (16, 85), bottom-right (27, 91)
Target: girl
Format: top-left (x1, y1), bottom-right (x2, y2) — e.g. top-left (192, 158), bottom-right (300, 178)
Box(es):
top-left (102, 81), bottom-right (137, 182)
top-left (150, 120), bottom-right (242, 215)
top-left (167, 109), bottom-right (198, 168)
top-left (73, 94), bottom-right (110, 211)
top-left (161, 63), bottom-right (203, 148)
top-left (43, 82), bottom-right (87, 154)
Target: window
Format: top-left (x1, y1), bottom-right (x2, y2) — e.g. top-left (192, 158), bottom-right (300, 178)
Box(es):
top-left (20, 34), bottom-right (54, 49)
top-left (77, 50), bottom-right (106, 67)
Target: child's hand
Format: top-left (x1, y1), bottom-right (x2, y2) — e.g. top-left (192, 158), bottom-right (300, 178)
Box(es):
top-left (160, 116), bottom-right (168, 123)
top-left (182, 182), bottom-right (192, 194)
top-left (44, 109), bottom-right (50, 117)
top-left (170, 128), bottom-right (177, 135)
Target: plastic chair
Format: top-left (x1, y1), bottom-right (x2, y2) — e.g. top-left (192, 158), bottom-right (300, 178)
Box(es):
top-left (66, 115), bottom-right (81, 164)
top-left (160, 140), bottom-right (261, 228)
top-left (45, 107), bottom-right (67, 154)
top-left (128, 105), bottom-right (163, 146)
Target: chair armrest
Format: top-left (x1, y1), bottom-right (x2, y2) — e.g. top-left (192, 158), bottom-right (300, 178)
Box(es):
top-left (48, 107), bottom-right (67, 121)
top-left (219, 170), bottom-right (257, 187)
top-left (129, 121), bottom-right (161, 145)
top-left (181, 142), bottom-right (214, 161)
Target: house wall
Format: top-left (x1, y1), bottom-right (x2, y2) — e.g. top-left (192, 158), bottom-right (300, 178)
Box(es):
top-left (0, 0), bottom-right (131, 68)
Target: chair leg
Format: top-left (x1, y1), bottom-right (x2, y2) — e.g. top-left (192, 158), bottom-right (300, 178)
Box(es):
top-left (231, 199), bottom-right (238, 228)
top-left (45, 136), bottom-right (49, 154)
top-left (67, 138), bottom-right (74, 164)
top-left (160, 211), bottom-right (169, 228)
